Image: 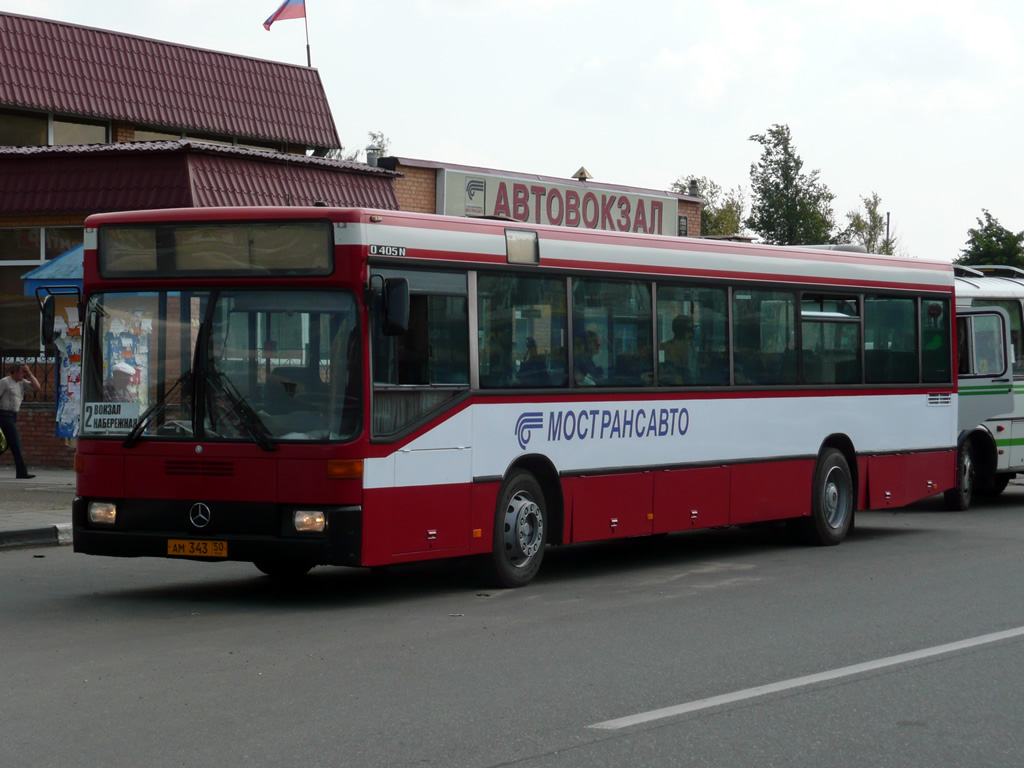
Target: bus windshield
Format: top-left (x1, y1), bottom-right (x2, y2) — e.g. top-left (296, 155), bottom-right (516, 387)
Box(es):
top-left (80, 289), bottom-right (361, 443)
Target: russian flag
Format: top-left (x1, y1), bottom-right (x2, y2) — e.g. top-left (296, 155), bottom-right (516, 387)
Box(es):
top-left (264, 0), bottom-right (305, 30)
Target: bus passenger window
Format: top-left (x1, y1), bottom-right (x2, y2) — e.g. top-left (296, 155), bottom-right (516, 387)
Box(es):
top-left (572, 278), bottom-right (652, 387)
top-left (800, 294), bottom-right (861, 385)
top-left (657, 283), bottom-right (728, 386)
top-left (864, 297), bottom-right (918, 383)
top-left (732, 289), bottom-right (797, 385)
top-left (478, 274), bottom-right (568, 389)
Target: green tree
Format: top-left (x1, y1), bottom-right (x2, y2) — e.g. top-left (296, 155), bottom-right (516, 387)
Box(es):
top-left (366, 130), bottom-right (390, 158)
top-left (840, 192), bottom-right (898, 255)
top-left (955, 210), bottom-right (1024, 268)
top-left (745, 124), bottom-right (836, 245)
top-left (671, 176), bottom-right (746, 237)
top-left (326, 130), bottom-right (391, 162)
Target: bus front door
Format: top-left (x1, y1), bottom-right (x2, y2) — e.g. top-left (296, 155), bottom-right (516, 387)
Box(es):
top-left (956, 307), bottom-right (1014, 434)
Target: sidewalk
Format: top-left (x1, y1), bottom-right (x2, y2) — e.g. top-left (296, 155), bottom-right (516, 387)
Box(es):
top-left (0, 468), bottom-right (75, 550)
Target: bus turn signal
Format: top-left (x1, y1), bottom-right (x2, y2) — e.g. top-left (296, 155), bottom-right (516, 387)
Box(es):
top-left (327, 459), bottom-right (363, 480)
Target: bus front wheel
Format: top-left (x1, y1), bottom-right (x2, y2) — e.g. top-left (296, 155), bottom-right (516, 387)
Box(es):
top-left (485, 470), bottom-right (547, 588)
top-left (801, 448), bottom-right (853, 546)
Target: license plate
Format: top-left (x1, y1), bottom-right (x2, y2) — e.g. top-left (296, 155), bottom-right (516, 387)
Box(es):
top-left (167, 539), bottom-right (228, 558)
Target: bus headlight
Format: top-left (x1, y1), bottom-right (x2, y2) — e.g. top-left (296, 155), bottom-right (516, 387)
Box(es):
top-left (88, 502), bottom-right (117, 525)
top-left (293, 510), bottom-right (326, 533)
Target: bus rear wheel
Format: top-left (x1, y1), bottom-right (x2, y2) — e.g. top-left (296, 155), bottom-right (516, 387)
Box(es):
top-left (944, 441), bottom-right (974, 510)
top-left (485, 470), bottom-right (547, 588)
top-left (801, 448), bottom-right (853, 546)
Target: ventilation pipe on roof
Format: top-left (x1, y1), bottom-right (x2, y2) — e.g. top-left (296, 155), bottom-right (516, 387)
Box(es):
top-left (687, 179), bottom-right (699, 197)
top-left (365, 145), bottom-right (381, 167)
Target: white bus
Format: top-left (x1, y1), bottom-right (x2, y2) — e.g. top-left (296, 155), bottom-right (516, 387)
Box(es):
top-left (951, 265), bottom-right (1024, 507)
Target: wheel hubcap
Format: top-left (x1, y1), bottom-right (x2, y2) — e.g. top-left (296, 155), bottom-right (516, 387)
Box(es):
top-left (822, 466), bottom-right (849, 529)
top-left (503, 491), bottom-right (544, 568)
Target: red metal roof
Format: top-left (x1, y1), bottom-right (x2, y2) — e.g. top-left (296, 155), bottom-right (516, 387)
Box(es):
top-left (0, 142), bottom-right (399, 213)
top-left (0, 12), bottom-right (340, 150)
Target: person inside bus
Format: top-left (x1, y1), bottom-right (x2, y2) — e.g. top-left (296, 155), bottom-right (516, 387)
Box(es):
top-left (659, 315), bottom-right (697, 385)
top-left (517, 337), bottom-right (547, 386)
top-left (103, 362), bottom-right (137, 402)
top-left (574, 329), bottom-right (604, 386)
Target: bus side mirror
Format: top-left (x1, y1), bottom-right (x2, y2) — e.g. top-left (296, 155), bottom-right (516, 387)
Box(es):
top-left (35, 286), bottom-right (81, 345)
top-left (40, 295), bottom-right (57, 345)
top-left (383, 277), bottom-right (409, 336)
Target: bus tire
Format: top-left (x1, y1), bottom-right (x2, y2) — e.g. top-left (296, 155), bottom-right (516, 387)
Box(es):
top-left (485, 470), bottom-right (547, 588)
top-left (977, 472), bottom-right (1011, 498)
top-left (801, 448), bottom-right (853, 546)
top-left (944, 441), bottom-right (974, 510)
top-left (254, 559), bottom-right (314, 580)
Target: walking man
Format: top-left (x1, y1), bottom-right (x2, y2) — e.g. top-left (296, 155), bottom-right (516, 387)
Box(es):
top-left (0, 363), bottom-right (41, 479)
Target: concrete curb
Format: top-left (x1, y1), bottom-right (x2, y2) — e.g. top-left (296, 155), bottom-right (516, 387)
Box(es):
top-left (0, 523), bottom-right (72, 551)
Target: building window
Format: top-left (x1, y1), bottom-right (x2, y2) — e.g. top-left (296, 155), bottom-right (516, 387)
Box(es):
top-left (0, 227), bottom-right (83, 262)
top-left (0, 109), bottom-right (108, 147)
top-left (0, 110), bottom-right (47, 147)
top-left (0, 228), bottom-right (43, 261)
top-left (0, 225), bottom-right (83, 264)
top-left (53, 119), bottom-right (107, 145)
top-left (0, 226), bottom-right (83, 352)
top-left (46, 228), bottom-right (84, 259)
top-left (135, 128), bottom-right (184, 141)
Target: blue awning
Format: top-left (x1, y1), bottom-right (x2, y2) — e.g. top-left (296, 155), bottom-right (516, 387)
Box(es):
top-left (22, 243), bottom-right (83, 296)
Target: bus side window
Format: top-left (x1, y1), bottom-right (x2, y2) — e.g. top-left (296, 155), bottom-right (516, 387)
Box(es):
top-left (371, 269), bottom-right (469, 436)
top-left (732, 289), bottom-right (796, 386)
top-left (572, 278), bottom-right (652, 387)
top-left (864, 296), bottom-right (918, 384)
top-left (477, 273), bottom-right (567, 389)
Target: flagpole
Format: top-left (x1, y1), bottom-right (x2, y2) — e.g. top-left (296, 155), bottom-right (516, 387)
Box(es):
top-left (304, 2), bottom-right (311, 67)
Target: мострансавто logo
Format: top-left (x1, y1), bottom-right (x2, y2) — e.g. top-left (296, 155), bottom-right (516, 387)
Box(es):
top-left (515, 407), bottom-right (689, 451)
top-left (515, 411), bottom-right (545, 450)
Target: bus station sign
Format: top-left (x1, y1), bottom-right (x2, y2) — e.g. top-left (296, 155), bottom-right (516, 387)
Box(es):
top-left (440, 170), bottom-right (679, 236)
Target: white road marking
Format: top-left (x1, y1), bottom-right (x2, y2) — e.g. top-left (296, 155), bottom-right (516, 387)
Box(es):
top-left (588, 625), bottom-right (1024, 730)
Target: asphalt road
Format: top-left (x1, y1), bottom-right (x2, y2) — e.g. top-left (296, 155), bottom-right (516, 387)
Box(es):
top-left (4, 489), bottom-right (1024, 767)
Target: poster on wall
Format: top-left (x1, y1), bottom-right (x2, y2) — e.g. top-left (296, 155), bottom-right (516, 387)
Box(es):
top-left (53, 302), bottom-right (82, 438)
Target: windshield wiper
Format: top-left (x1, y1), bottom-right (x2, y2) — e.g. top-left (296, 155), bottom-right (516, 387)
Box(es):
top-left (207, 370), bottom-right (276, 452)
top-left (122, 371), bottom-right (192, 448)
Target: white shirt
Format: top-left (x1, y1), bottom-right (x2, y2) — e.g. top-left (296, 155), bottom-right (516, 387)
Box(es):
top-left (0, 375), bottom-right (31, 412)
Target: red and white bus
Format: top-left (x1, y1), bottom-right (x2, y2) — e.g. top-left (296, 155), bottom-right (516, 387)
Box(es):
top-left (50, 206), bottom-right (1000, 586)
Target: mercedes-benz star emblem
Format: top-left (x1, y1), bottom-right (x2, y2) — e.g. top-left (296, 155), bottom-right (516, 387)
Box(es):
top-left (189, 502), bottom-right (212, 529)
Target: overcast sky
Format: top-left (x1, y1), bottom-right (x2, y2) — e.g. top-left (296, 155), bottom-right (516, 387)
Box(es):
top-left (10, 0), bottom-right (1024, 261)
